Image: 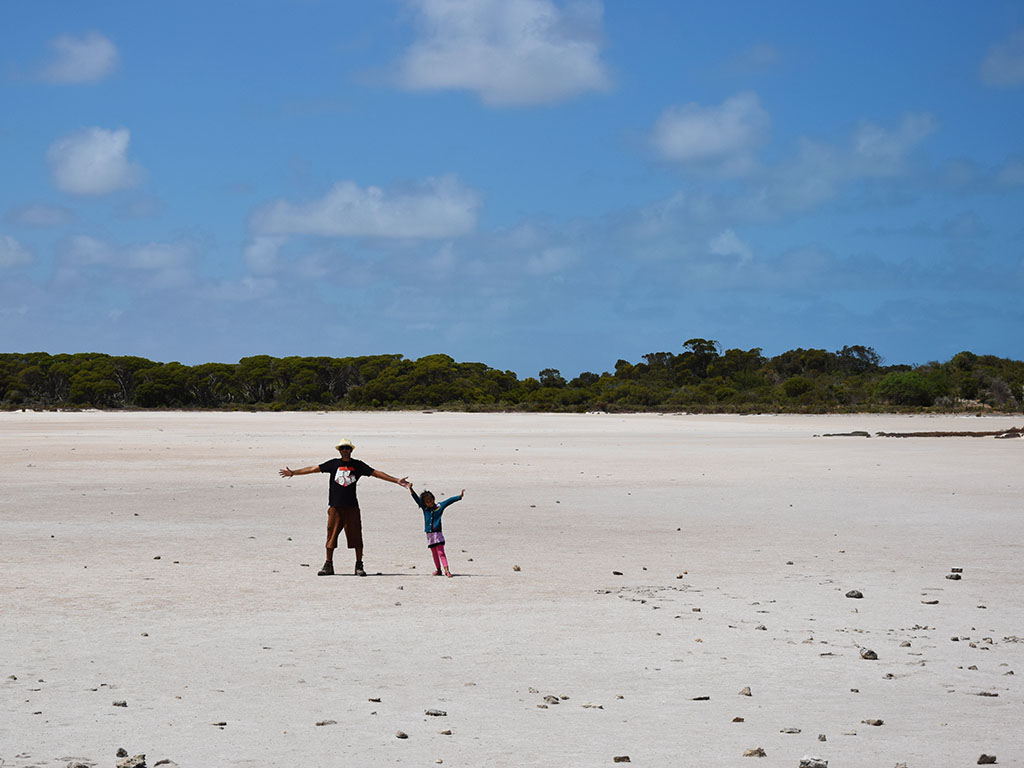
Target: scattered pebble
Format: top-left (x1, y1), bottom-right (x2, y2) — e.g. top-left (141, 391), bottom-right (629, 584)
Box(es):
top-left (732, 717), bottom-right (745, 722)
top-left (739, 686), bottom-right (752, 696)
top-left (425, 709), bottom-right (447, 716)
top-left (613, 757), bottom-right (631, 764)
top-left (116, 755), bottom-right (146, 768)
top-left (396, 730), bottom-right (408, 739)
top-left (513, 565), bottom-right (521, 572)
top-left (780, 727), bottom-right (801, 734)
top-left (860, 649), bottom-right (878, 660)
top-left (818, 734), bottom-right (826, 742)
top-left (845, 590), bottom-right (863, 599)
top-left (612, 571), bottom-right (623, 576)
top-left (315, 720), bottom-right (337, 726)
top-left (977, 755), bottom-right (997, 764)
top-left (862, 719), bottom-right (884, 726)
top-left (946, 574), bottom-right (962, 580)
top-left (112, 700), bottom-right (127, 707)
top-left (743, 747), bottom-right (766, 757)
top-left (799, 758), bottom-right (828, 768)
top-left (438, 729), bottom-right (452, 735)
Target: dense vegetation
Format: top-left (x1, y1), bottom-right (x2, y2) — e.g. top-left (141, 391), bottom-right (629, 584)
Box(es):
top-left (2, 340), bottom-right (1023, 412)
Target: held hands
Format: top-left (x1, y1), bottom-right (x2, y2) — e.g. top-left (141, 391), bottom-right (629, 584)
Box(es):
top-left (398, 476), bottom-right (412, 489)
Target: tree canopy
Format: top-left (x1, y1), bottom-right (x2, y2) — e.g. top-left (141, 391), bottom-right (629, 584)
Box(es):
top-left (2, 343), bottom-right (1022, 412)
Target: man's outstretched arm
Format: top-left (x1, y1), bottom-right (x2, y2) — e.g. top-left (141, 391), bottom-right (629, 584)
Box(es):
top-left (371, 469), bottom-right (411, 488)
top-left (279, 465), bottom-right (319, 478)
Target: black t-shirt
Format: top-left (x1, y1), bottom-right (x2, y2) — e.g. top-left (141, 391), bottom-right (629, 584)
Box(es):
top-left (318, 458), bottom-right (375, 508)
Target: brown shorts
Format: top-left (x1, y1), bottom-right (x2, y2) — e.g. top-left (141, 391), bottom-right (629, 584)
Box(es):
top-left (329, 505), bottom-right (363, 550)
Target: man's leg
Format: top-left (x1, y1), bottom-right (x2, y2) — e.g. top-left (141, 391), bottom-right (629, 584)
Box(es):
top-left (340, 507), bottom-right (366, 576)
top-left (320, 507), bottom-right (342, 575)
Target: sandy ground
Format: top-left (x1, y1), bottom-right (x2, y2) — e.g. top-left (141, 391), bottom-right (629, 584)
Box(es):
top-left (1, 410), bottom-right (1022, 768)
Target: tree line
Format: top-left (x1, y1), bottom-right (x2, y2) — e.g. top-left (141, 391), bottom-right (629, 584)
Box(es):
top-left (2, 340), bottom-right (1022, 412)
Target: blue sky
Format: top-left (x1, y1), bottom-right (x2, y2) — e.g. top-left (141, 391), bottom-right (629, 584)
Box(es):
top-left (2, 1), bottom-right (1023, 378)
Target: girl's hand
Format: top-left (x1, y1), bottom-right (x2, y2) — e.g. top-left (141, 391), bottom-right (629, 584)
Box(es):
top-left (460, 489), bottom-right (465, 499)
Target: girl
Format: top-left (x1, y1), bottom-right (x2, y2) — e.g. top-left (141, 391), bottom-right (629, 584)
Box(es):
top-left (408, 485), bottom-right (465, 577)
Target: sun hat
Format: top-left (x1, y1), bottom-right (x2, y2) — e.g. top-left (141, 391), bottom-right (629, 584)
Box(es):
top-left (335, 438), bottom-right (355, 450)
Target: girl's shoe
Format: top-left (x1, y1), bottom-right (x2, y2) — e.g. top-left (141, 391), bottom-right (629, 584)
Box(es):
top-left (432, 570), bottom-right (442, 576)
top-left (444, 568), bottom-right (452, 578)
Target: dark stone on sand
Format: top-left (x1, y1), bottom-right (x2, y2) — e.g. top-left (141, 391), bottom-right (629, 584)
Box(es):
top-left (612, 571), bottom-right (623, 575)
top-left (613, 757), bottom-right (631, 763)
top-left (112, 700), bottom-right (127, 707)
top-left (117, 749), bottom-right (128, 757)
top-left (115, 756), bottom-right (146, 768)
top-left (862, 719), bottom-right (883, 726)
top-left (396, 730), bottom-right (408, 739)
top-left (742, 747), bottom-right (766, 757)
top-left (425, 708), bottom-right (447, 716)
top-left (799, 759), bottom-right (828, 768)
top-left (845, 590), bottom-right (863, 598)
top-left (543, 695), bottom-right (560, 705)
top-left (977, 755), bottom-right (997, 764)
top-left (316, 720), bottom-right (337, 726)
top-left (860, 649), bottom-right (878, 660)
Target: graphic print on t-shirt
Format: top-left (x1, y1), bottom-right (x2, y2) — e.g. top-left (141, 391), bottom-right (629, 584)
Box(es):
top-left (334, 465), bottom-right (357, 487)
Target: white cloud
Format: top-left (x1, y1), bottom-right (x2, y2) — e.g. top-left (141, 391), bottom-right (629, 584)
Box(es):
top-left (651, 92), bottom-right (770, 171)
top-left (851, 113), bottom-right (937, 175)
top-left (997, 158), bottom-right (1024, 185)
top-left (60, 234), bottom-right (192, 272)
top-left (202, 276), bottom-right (278, 302)
top-left (245, 236), bottom-right (287, 274)
top-left (253, 176), bottom-right (480, 238)
top-left (0, 235), bottom-right (33, 268)
top-left (39, 32), bottom-right (118, 84)
top-left (396, 0), bottom-right (610, 106)
top-left (526, 245), bottom-right (578, 274)
top-left (6, 204), bottom-right (74, 228)
top-left (47, 127), bottom-right (142, 196)
top-left (980, 30), bottom-right (1024, 87)
top-left (709, 229), bottom-right (753, 265)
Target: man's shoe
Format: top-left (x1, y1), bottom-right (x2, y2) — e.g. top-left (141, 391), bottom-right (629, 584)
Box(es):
top-left (354, 561), bottom-right (367, 577)
top-left (317, 561), bottom-right (334, 576)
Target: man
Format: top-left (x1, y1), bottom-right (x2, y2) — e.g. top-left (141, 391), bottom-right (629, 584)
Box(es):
top-left (279, 438), bottom-right (409, 576)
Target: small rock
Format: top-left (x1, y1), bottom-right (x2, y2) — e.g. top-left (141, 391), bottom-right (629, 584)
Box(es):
top-left (369, 697), bottom-right (381, 702)
top-left (513, 565), bottom-right (521, 572)
top-left (582, 702), bottom-right (603, 709)
top-left (952, 567), bottom-right (963, 573)
top-left (818, 734), bottom-right (826, 741)
top-left (315, 720), bottom-right (337, 726)
top-left (395, 730), bottom-right (408, 739)
top-left (425, 708), bottom-right (447, 716)
top-left (733, 717), bottom-right (745, 722)
top-left (438, 729), bottom-right (452, 735)
top-left (117, 749), bottom-right (129, 758)
top-left (922, 599), bottom-right (939, 605)
top-left (862, 719), bottom-right (884, 726)
top-left (755, 624), bottom-right (767, 631)
top-left (211, 722), bottom-right (227, 727)
top-left (543, 695), bottom-right (560, 705)
top-left (799, 759), bottom-right (828, 768)
top-left (116, 756), bottom-right (146, 768)
top-left (112, 700), bottom-right (128, 707)
top-left (613, 757), bottom-right (631, 764)
top-left (739, 686), bottom-right (751, 696)
top-left (781, 727), bottom-right (801, 734)
top-left (612, 571), bottom-right (623, 576)
top-left (977, 755), bottom-right (997, 764)
top-left (845, 590), bottom-right (863, 599)
top-left (743, 747), bottom-right (766, 757)
top-left (860, 649), bottom-right (878, 660)
top-left (946, 574), bottom-right (962, 580)
top-left (900, 641), bottom-right (911, 647)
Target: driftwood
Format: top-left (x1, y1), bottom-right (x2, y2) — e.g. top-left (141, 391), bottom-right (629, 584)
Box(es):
top-left (875, 427), bottom-right (1023, 439)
